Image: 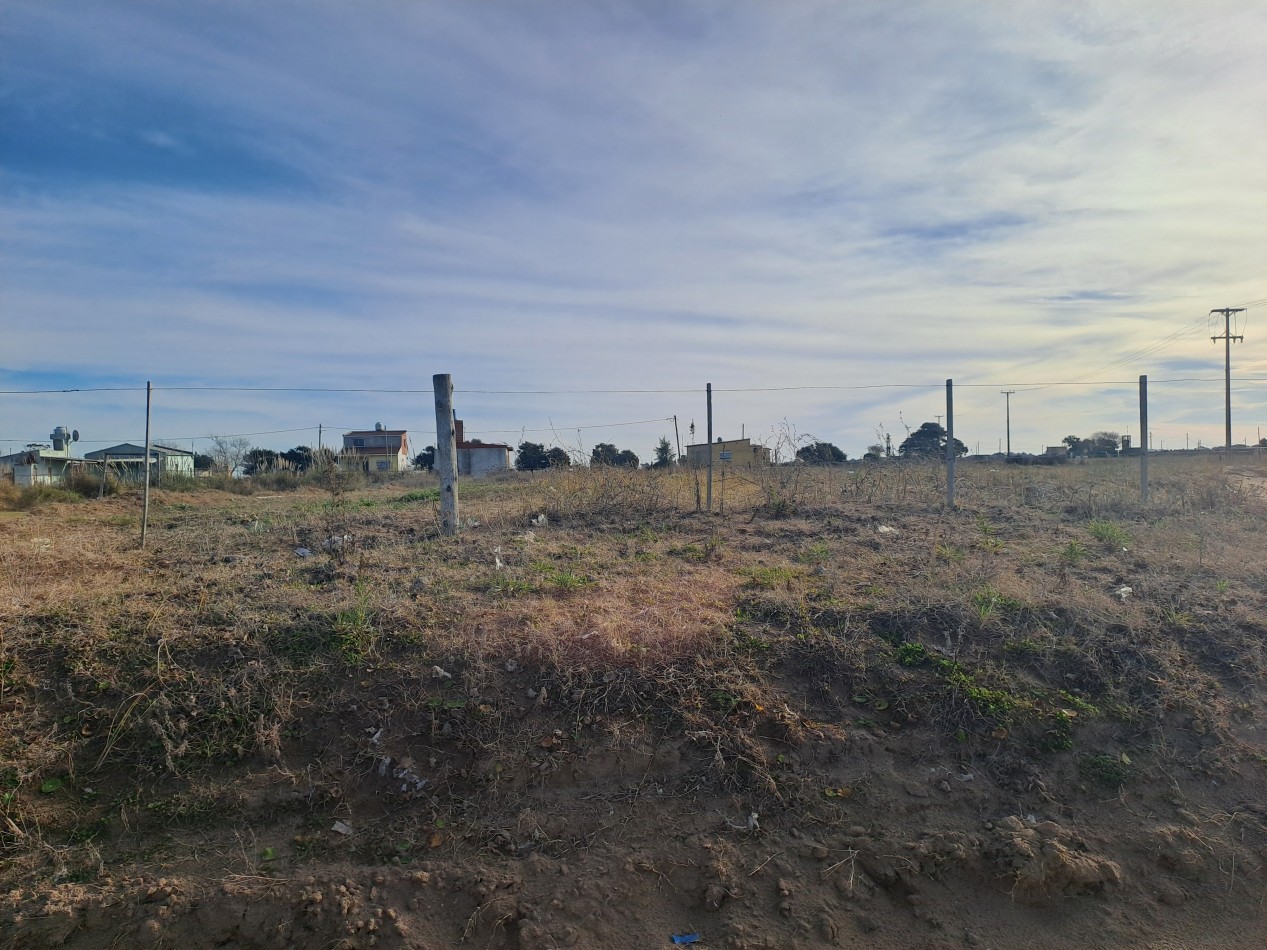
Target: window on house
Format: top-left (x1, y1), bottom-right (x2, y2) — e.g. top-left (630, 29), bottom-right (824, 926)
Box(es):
top-left (352, 438), bottom-right (365, 447)
top-left (376, 460), bottom-right (389, 471)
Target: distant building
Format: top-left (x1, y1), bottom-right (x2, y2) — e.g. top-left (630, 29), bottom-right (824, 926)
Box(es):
top-left (455, 420), bottom-right (511, 478)
top-left (340, 424), bottom-right (409, 473)
top-left (685, 438), bottom-right (772, 469)
top-left (0, 426), bottom-right (83, 486)
top-left (84, 443), bottom-right (196, 478)
top-left (1044, 445), bottom-right (1069, 457)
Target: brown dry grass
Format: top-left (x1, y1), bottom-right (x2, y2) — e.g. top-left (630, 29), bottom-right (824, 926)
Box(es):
top-left (2, 455), bottom-right (1266, 947)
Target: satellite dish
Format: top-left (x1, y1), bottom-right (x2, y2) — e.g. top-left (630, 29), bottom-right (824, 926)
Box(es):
top-left (72, 430), bottom-right (80, 443)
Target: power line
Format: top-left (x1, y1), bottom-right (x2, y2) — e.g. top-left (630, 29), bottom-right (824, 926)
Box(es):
top-left (0, 387), bottom-right (138, 394)
top-left (4, 378), bottom-right (1258, 396)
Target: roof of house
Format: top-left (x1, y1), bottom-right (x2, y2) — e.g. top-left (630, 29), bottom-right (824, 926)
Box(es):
top-left (83, 443), bottom-right (193, 459)
top-left (343, 430), bottom-right (407, 437)
top-left (685, 438), bottom-right (763, 450)
top-left (458, 441), bottom-right (512, 451)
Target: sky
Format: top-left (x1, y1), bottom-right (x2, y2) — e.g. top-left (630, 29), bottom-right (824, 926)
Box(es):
top-left (3, 0), bottom-right (1266, 462)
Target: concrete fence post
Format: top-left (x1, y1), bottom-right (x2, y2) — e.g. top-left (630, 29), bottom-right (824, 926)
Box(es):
top-left (433, 374), bottom-right (459, 536)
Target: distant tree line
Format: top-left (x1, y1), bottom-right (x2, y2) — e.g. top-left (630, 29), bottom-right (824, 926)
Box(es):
top-left (1062, 432), bottom-right (1122, 458)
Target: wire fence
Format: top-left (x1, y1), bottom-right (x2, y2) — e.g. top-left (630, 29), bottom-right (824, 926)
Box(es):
top-left (3, 374), bottom-right (1267, 465)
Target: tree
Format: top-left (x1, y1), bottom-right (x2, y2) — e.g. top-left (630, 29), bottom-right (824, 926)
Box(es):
top-left (516, 442), bottom-right (548, 471)
top-left (796, 441), bottom-right (847, 465)
top-left (588, 443), bottom-right (638, 467)
top-left (412, 446), bottom-right (435, 471)
top-left (546, 447), bottom-right (571, 468)
top-left (652, 437), bottom-right (675, 468)
top-left (590, 443), bottom-right (620, 466)
top-left (243, 448), bottom-right (279, 475)
top-left (898, 422), bottom-right (967, 459)
top-left (1087, 431), bottom-right (1121, 457)
top-left (864, 443), bottom-right (884, 461)
top-left (280, 446), bottom-right (315, 471)
top-left (208, 435), bottom-right (252, 474)
top-left (193, 453), bottom-right (214, 472)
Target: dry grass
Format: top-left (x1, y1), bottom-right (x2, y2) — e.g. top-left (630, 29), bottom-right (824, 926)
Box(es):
top-left (2, 456), bottom-right (1266, 908)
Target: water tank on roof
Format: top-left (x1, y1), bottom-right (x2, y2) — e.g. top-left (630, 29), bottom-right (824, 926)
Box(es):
top-left (50, 426), bottom-right (79, 451)
top-left (375, 422), bottom-right (384, 431)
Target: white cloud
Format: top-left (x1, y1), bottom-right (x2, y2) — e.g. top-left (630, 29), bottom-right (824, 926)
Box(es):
top-left (2, 1), bottom-right (1265, 458)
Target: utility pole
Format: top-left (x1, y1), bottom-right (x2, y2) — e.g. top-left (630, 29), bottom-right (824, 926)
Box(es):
top-left (1211, 308), bottom-right (1245, 450)
top-left (705, 383), bottom-right (713, 512)
top-left (1139, 375), bottom-right (1149, 504)
top-left (673, 415), bottom-right (682, 463)
top-left (141, 381), bottom-right (152, 548)
top-left (1000, 390), bottom-right (1016, 457)
top-left (945, 380), bottom-right (955, 509)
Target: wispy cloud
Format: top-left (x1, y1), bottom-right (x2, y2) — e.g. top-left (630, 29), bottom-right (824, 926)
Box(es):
top-left (2, 1), bottom-right (1264, 458)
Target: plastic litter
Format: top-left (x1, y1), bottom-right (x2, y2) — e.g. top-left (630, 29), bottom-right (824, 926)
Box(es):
top-left (671, 935), bottom-right (701, 945)
top-left (294, 547), bottom-right (312, 558)
top-left (330, 820), bottom-right (353, 836)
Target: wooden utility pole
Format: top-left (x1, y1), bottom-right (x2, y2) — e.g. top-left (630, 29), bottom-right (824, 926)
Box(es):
top-left (673, 414), bottom-right (682, 464)
top-left (1210, 308), bottom-right (1245, 450)
top-left (945, 380), bottom-right (956, 509)
top-left (705, 384), bottom-right (714, 512)
top-left (141, 381), bottom-right (152, 548)
top-left (1139, 375), bottom-right (1149, 503)
top-left (433, 374), bottom-right (459, 536)
top-left (1000, 390), bottom-right (1016, 457)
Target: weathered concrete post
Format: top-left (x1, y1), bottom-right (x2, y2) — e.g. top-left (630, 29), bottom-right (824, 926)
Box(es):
top-left (433, 374), bottom-right (459, 536)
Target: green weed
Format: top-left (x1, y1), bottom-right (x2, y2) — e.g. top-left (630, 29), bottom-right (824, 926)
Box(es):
top-left (332, 583), bottom-right (377, 662)
top-left (741, 565), bottom-right (799, 589)
top-left (894, 642), bottom-right (929, 667)
top-left (1080, 752), bottom-right (1133, 788)
top-left (1088, 520), bottom-right (1130, 547)
top-left (1060, 541), bottom-right (1089, 564)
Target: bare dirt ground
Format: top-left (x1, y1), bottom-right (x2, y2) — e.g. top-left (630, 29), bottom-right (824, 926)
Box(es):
top-left (2, 458), bottom-right (1265, 949)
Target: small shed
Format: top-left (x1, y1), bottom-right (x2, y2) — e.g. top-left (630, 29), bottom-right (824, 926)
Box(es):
top-left (685, 437), bottom-right (772, 469)
top-left (455, 420), bottom-right (511, 478)
top-left (84, 443), bottom-right (195, 478)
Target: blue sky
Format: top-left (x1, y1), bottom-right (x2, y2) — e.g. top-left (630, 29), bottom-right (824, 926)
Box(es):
top-left (3, 0), bottom-right (1265, 461)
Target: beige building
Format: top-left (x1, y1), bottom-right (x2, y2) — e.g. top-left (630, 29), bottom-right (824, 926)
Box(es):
top-left (340, 424), bottom-right (409, 473)
top-left (685, 438), bottom-right (772, 469)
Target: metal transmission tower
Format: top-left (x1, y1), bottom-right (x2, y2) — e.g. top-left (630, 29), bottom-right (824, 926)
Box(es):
top-left (1210, 308), bottom-right (1245, 450)
top-left (1000, 390), bottom-right (1016, 457)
